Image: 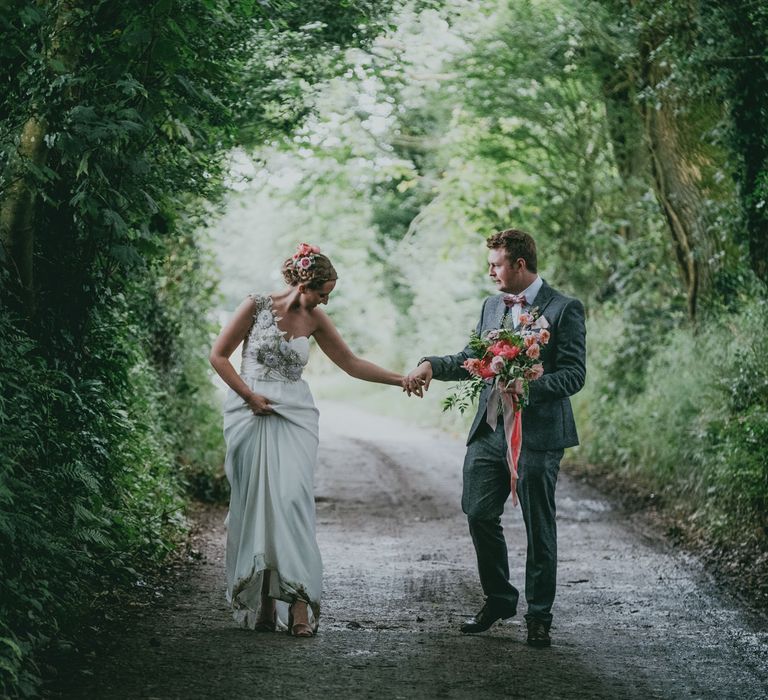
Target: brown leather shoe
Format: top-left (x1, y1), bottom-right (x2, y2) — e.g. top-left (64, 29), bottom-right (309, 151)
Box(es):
top-left (526, 619), bottom-right (551, 647)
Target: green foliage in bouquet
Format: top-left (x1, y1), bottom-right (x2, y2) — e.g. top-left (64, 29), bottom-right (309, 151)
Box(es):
top-left (440, 331), bottom-right (486, 416)
top-left (442, 322), bottom-right (549, 415)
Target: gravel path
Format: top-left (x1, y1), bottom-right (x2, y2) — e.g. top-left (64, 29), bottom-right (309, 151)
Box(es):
top-left (51, 401), bottom-right (768, 699)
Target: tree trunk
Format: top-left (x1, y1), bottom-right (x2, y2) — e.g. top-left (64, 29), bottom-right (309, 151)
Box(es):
top-left (643, 101), bottom-right (708, 320)
top-left (1, 117), bottom-right (48, 313)
top-left (599, 71), bottom-right (650, 242)
top-left (719, 5), bottom-right (768, 286)
top-left (635, 2), bottom-right (712, 321)
top-left (0, 0), bottom-right (83, 316)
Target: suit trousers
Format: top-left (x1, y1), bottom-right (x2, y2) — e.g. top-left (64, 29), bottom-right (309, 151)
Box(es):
top-left (461, 420), bottom-right (563, 626)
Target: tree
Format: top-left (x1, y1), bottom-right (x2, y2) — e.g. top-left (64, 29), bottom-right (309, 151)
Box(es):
top-left (0, 1), bottom-right (398, 695)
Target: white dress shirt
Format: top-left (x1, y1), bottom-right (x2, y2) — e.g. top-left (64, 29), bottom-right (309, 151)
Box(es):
top-left (507, 275), bottom-right (543, 327)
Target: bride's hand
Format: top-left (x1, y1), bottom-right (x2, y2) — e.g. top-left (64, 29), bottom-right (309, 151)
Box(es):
top-left (402, 375), bottom-right (425, 398)
top-left (245, 391), bottom-right (274, 415)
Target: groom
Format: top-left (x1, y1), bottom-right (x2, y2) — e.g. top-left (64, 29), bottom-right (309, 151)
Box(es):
top-left (407, 229), bottom-right (586, 647)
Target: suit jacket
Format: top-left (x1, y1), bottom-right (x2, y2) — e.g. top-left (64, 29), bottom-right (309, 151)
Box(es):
top-left (425, 281), bottom-right (586, 450)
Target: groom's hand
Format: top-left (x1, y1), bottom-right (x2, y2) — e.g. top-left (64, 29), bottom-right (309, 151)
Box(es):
top-left (404, 361), bottom-right (433, 397)
top-left (501, 378), bottom-right (524, 398)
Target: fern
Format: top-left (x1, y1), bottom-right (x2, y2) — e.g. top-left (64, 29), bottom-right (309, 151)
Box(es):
top-left (442, 380), bottom-right (485, 415)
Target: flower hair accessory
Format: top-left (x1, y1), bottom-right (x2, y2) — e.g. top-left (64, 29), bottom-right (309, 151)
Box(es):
top-left (291, 243), bottom-right (321, 279)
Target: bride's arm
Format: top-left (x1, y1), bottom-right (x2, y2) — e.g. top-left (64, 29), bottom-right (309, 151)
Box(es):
top-left (209, 297), bottom-right (273, 414)
top-left (312, 308), bottom-right (404, 387)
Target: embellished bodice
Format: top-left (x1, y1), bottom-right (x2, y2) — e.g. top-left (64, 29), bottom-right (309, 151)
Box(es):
top-left (240, 294), bottom-right (310, 382)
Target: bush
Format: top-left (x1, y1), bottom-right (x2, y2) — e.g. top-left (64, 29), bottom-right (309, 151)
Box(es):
top-left (576, 297), bottom-right (768, 539)
top-left (0, 294), bottom-right (195, 697)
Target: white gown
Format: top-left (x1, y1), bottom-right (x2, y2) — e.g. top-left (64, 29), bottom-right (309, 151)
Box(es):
top-left (223, 293), bottom-right (322, 628)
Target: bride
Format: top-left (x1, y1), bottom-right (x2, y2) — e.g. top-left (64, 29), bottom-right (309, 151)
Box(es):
top-left (209, 243), bottom-right (411, 637)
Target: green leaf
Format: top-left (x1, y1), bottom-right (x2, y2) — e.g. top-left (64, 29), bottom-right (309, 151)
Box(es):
top-left (0, 638), bottom-right (22, 660)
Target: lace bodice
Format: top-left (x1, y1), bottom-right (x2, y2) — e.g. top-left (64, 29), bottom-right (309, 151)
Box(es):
top-left (240, 294), bottom-right (310, 382)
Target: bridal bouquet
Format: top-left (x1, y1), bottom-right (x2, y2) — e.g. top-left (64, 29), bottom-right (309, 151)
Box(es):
top-left (442, 310), bottom-right (550, 505)
top-left (442, 310), bottom-right (550, 414)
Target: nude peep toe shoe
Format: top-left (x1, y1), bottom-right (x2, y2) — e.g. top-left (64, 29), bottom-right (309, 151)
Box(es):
top-left (288, 604), bottom-right (317, 638)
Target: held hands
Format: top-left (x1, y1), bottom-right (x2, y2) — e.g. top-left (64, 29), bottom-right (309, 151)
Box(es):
top-left (245, 391), bottom-right (274, 416)
top-left (402, 361), bottom-right (433, 398)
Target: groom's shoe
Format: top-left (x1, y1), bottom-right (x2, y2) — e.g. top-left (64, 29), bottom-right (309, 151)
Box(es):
top-left (460, 602), bottom-right (516, 634)
top-left (526, 619), bottom-right (551, 647)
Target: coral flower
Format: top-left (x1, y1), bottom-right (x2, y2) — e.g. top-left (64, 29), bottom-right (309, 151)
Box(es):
top-left (538, 329), bottom-right (550, 344)
top-left (477, 358), bottom-right (496, 379)
top-left (526, 343), bottom-right (540, 359)
top-left (463, 358), bottom-right (483, 377)
top-left (489, 340), bottom-right (511, 356)
top-left (499, 345), bottom-right (520, 360)
top-left (296, 242), bottom-right (315, 256)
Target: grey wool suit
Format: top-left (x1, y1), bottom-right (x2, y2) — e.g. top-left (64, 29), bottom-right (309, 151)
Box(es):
top-left (425, 281), bottom-right (586, 625)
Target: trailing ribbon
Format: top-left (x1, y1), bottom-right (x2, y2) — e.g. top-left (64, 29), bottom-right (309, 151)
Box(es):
top-left (486, 387), bottom-right (523, 507)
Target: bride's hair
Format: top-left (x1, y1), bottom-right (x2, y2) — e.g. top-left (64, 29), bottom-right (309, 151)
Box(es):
top-left (282, 243), bottom-right (338, 289)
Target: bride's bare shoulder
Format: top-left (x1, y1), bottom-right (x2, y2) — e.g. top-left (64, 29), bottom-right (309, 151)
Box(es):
top-left (309, 306), bottom-right (334, 334)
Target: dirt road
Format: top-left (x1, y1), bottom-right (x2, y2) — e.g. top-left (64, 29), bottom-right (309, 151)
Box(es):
top-left (51, 402), bottom-right (768, 699)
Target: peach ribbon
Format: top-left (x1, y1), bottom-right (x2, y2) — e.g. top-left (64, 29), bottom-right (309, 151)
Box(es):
top-left (486, 388), bottom-right (523, 507)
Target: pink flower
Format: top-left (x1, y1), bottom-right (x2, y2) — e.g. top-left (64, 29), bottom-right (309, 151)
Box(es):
top-left (538, 329), bottom-right (550, 344)
top-left (526, 343), bottom-right (540, 359)
top-left (489, 341), bottom-right (520, 360)
top-left (463, 358), bottom-right (483, 377)
top-left (519, 312), bottom-right (533, 326)
top-left (296, 243), bottom-right (313, 256)
top-left (477, 358), bottom-right (496, 379)
top-left (524, 363), bottom-right (544, 380)
top-left (524, 334), bottom-right (537, 348)
top-left (489, 340), bottom-right (509, 356)
top-left (309, 244), bottom-right (321, 253)
top-left (501, 345), bottom-right (520, 360)
top-left (299, 256), bottom-right (312, 269)
top-left (490, 355), bottom-right (505, 374)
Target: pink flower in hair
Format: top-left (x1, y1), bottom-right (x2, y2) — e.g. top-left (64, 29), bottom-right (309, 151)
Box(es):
top-left (299, 256), bottom-right (312, 269)
top-left (297, 242), bottom-right (321, 256)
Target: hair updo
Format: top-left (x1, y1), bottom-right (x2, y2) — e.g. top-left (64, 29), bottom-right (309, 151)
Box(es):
top-left (281, 243), bottom-right (338, 290)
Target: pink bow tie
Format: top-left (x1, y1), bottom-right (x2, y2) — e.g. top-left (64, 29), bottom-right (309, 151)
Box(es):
top-left (503, 294), bottom-right (527, 308)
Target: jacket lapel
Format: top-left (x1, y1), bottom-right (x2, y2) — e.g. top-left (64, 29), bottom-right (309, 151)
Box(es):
top-left (489, 294), bottom-right (506, 330)
top-left (529, 280), bottom-right (556, 321)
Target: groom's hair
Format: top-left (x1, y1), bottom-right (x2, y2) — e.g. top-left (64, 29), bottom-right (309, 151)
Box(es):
top-left (487, 229), bottom-right (537, 272)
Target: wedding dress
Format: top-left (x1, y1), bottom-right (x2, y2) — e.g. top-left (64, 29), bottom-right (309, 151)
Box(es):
top-left (223, 293), bottom-right (321, 628)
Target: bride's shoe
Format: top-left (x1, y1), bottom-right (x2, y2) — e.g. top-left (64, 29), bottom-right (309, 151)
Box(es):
top-left (288, 602), bottom-right (316, 638)
top-left (254, 598), bottom-right (276, 632)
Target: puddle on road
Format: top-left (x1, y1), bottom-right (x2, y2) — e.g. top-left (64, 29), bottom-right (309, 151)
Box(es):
top-left (558, 496), bottom-right (614, 521)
